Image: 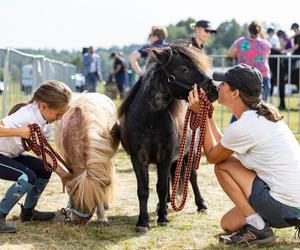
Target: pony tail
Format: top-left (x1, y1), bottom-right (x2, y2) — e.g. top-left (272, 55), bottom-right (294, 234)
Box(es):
top-left (253, 102), bottom-right (283, 122)
top-left (8, 97), bottom-right (35, 115)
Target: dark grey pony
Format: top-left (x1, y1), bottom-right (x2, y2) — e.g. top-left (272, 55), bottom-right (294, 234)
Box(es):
top-left (118, 40), bottom-right (218, 233)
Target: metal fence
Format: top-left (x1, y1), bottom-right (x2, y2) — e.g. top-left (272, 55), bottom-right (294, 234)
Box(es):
top-left (0, 48), bottom-right (76, 117)
top-left (210, 54), bottom-right (300, 134)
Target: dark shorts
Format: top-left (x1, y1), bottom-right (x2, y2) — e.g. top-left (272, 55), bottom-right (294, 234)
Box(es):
top-left (249, 176), bottom-right (300, 228)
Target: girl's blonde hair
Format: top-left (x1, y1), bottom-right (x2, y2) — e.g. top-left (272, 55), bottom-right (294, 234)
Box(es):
top-left (9, 80), bottom-right (72, 115)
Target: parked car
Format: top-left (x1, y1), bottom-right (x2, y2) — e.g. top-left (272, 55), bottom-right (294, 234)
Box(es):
top-left (21, 64), bottom-right (33, 95)
top-left (0, 81), bottom-right (4, 95)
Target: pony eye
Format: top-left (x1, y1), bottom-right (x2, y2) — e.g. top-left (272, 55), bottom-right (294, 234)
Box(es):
top-left (181, 66), bottom-right (189, 73)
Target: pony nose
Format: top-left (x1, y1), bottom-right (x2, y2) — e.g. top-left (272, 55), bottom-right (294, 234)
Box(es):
top-left (212, 81), bottom-right (221, 89)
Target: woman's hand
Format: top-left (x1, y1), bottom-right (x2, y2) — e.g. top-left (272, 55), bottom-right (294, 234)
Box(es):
top-left (188, 84), bottom-right (201, 114)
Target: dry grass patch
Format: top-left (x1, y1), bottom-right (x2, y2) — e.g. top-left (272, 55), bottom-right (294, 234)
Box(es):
top-left (0, 147), bottom-right (299, 249)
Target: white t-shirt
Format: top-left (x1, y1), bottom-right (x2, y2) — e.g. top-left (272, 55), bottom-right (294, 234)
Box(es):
top-left (221, 110), bottom-right (300, 208)
top-left (0, 103), bottom-right (51, 158)
top-left (268, 35), bottom-right (280, 49)
top-left (89, 54), bottom-right (99, 73)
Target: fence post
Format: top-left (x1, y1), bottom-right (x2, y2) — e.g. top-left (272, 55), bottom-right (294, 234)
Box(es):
top-left (2, 48), bottom-right (10, 117)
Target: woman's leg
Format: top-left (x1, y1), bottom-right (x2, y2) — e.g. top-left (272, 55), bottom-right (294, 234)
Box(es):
top-left (214, 156), bottom-right (257, 232)
top-left (220, 207), bottom-right (245, 233)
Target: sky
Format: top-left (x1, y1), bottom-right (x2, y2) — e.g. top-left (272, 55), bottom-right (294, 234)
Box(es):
top-left (0, 0), bottom-right (299, 50)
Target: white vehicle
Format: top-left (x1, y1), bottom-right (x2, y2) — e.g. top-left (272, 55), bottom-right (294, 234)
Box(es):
top-left (72, 73), bottom-right (85, 92)
top-left (21, 64), bottom-right (33, 95)
top-left (0, 81), bottom-right (4, 94)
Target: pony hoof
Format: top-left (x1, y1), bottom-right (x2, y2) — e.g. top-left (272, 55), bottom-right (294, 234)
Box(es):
top-left (157, 221), bottom-right (168, 227)
top-left (197, 208), bottom-right (207, 214)
top-left (97, 217), bottom-right (109, 224)
top-left (136, 226), bottom-right (149, 233)
top-left (103, 203), bottom-right (110, 210)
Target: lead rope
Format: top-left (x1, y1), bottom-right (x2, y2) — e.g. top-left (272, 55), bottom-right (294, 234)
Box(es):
top-left (21, 123), bottom-right (68, 172)
top-left (171, 92), bottom-right (213, 211)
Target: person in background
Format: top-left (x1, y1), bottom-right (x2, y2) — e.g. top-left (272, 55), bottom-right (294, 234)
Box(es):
top-left (266, 28), bottom-right (281, 97)
top-left (276, 30), bottom-right (293, 110)
top-left (290, 23), bottom-right (300, 69)
top-left (266, 27), bottom-right (280, 50)
top-left (0, 80), bottom-right (72, 233)
top-left (129, 25), bottom-right (168, 77)
top-left (227, 21), bottom-right (271, 102)
top-left (82, 46), bottom-right (103, 92)
top-left (189, 64), bottom-right (300, 246)
top-left (190, 19), bottom-right (217, 51)
top-left (110, 52), bottom-right (129, 99)
top-left (277, 30), bottom-right (292, 51)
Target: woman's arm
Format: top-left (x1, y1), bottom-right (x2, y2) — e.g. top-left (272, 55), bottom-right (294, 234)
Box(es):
top-left (227, 46), bottom-right (238, 58)
top-left (209, 117), bottom-right (223, 142)
top-left (188, 86), bottom-right (233, 163)
top-left (0, 120), bottom-right (30, 138)
top-left (129, 51), bottom-right (143, 77)
top-left (114, 64), bottom-right (122, 74)
top-left (203, 119), bottom-right (233, 164)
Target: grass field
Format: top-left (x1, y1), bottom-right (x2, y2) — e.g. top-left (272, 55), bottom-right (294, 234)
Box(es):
top-left (0, 88), bottom-right (300, 249)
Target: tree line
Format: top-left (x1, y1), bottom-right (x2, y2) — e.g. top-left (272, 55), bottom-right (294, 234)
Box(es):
top-left (19, 18), bottom-right (275, 80)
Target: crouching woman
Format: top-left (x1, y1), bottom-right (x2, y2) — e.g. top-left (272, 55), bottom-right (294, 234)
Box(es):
top-left (188, 63), bottom-right (300, 246)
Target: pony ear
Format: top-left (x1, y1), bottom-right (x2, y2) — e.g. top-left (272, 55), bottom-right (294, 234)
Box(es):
top-left (152, 48), bottom-right (172, 65)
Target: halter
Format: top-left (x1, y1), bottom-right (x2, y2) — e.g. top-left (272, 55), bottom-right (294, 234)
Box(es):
top-left (61, 200), bottom-right (95, 225)
top-left (152, 47), bottom-right (213, 100)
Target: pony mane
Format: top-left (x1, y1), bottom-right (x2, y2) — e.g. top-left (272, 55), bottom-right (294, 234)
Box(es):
top-left (55, 93), bottom-right (119, 211)
top-left (118, 76), bottom-right (143, 118)
top-left (148, 39), bottom-right (212, 73)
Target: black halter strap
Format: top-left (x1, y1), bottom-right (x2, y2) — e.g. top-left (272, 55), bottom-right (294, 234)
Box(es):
top-left (152, 47), bottom-right (213, 99)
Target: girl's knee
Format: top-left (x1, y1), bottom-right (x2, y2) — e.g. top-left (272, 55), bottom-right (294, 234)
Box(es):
top-left (23, 170), bottom-right (37, 185)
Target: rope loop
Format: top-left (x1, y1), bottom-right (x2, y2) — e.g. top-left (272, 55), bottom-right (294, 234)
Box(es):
top-left (22, 123), bottom-right (68, 172)
top-left (171, 92), bottom-right (213, 211)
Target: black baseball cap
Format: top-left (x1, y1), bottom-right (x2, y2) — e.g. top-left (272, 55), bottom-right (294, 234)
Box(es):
top-left (191, 20), bottom-right (217, 33)
top-left (213, 64), bottom-right (263, 97)
top-left (291, 23), bottom-right (299, 30)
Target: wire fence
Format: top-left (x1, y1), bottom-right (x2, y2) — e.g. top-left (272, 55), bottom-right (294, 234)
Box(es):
top-left (0, 49), bottom-right (299, 134)
top-left (0, 48), bottom-right (76, 117)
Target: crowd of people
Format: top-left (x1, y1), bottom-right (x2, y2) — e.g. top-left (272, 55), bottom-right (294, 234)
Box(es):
top-left (78, 21), bottom-right (300, 109)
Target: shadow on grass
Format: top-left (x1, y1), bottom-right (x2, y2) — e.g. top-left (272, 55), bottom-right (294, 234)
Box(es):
top-left (0, 212), bottom-right (159, 249)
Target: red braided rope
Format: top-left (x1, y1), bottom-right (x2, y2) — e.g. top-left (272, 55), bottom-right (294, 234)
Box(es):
top-left (21, 123), bottom-right (68, 172)
top-left (171, 92), bottom-right (213, 211)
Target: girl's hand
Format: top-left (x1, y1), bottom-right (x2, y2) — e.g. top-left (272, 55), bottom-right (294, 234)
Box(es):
top-left (61, 173), bottom-right (74, 193)
top-left (19, 126), bottom-right (31, 139)
top-left (188, 84), bottom-right (201, 113)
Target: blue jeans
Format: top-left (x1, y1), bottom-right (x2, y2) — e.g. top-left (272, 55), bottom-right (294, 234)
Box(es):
top-left (262, 77), bottom-right (271, 101)
top-left (85, 72), bottom-right (98, 92)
